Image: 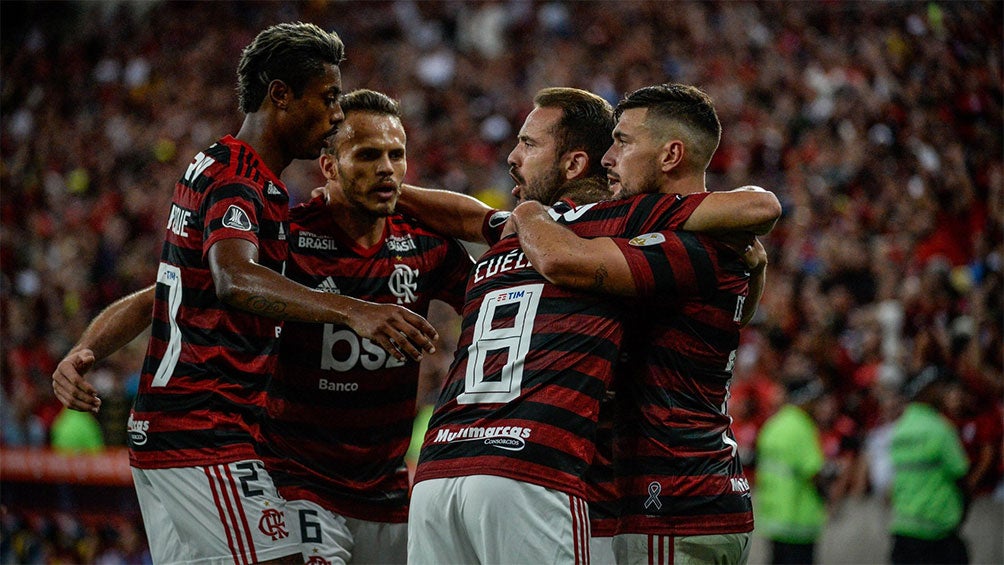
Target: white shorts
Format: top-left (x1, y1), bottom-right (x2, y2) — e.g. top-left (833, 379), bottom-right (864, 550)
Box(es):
top-left (590, 535), bottom-right (615, 565)
top-left (408, 475), bottom-right (591, 564)
top-left (288, 498), bottom-right (351, 565)
top-left (612, 532), bottom-right (752, 565)
top-left (131, 461), bottom-right (301, 564)
top-left (344, 516), bottom-right (407, 564)
top-left (289, 499), bottom-right (407, 564)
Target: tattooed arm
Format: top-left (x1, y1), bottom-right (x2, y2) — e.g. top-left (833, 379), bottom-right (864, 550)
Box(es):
top-left (207, 238), bottom-right (437, 361)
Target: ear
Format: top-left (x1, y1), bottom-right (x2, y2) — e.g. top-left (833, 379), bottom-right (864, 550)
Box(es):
top-left (660, 139), bottom-right (685, 173)
top-left (268, 79), bottom-right (291, 111)
top-left (319, 152), bottom-right (338, 181)
top-left (562, 150), bottom-right (590, 181)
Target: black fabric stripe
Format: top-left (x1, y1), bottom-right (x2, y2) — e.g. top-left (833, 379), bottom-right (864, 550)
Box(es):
top-left (130, 428), bottom-right (257, 452)
top-left (620, 493), bottom-right (752, 517)
top-left (140, 357), bottom-right (274, 390)
top-left (678, 232), bottom-right (718, 301)
top-left (161, 242), bottom-right (205, 266)
top-left (657, 315), bottom-right (740, 357)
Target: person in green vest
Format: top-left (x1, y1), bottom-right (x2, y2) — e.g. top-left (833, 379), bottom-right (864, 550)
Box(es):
top-left (889, 366), bottom-right (970, 564)
top-left (50, 406), bottom-right (105, 452)
top-left (754, 377), bottom-right (837, 564)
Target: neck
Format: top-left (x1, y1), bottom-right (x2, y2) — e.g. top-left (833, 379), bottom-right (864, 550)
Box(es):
top-left (236, 113), bottom-right (290, 178)
top-left (659, 172), bottom-right (707, 196)
top-left (326, 192), bottom-right (387, 248)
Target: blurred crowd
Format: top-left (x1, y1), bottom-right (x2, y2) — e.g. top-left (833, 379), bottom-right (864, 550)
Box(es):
top-left (1, 0), bottom-right (1001, 561)
top-left (1, 510), bottom-right (151, 564)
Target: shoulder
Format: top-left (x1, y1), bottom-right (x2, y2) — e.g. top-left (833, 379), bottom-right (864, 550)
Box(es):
top-left (290, 195), bottom-right (326, 226)
top-left (389, 213), bottom-right (457, 245)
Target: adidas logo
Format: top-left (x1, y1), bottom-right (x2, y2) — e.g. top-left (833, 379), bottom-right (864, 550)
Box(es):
top-left (317, 277), bottom-right (341, 294)
top-left (266, 182), bottom-right (282, 196)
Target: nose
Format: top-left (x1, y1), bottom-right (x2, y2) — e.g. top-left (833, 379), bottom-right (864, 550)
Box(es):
top-left (376, 153), bottom-right (394, 175)
top-left (601, 145), bottom-right (615, 169)
top-left (330, 102), bottom-right (344, 126)
top-left (507, 145), bottom-right (520, 168)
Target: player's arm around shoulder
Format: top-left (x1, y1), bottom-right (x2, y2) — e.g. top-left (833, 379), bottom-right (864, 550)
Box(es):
top-left (683, 185), bottom-right (781, 235)
top-left (398, 184), bottom-right (496, 243)
top-left (510, 200), bottom-right (638, 296)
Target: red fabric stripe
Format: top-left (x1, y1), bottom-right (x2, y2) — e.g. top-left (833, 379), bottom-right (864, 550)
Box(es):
top-left (214, 464), bottom-right (249, 565)
top-left (668, 535), bottom-right (675, 565)
top-left (224, 463), bottom-right (259, 564)
top-left (577, 498), bottom-right (591, 565)
top-left (206, 465), bottom-right (243, 565)
top-left (571, 495), bottom-right (581, 565)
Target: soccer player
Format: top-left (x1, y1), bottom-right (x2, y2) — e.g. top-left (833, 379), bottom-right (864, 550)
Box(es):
top-left (263, 89), bottom-right (472, 564)
top-left (51, 26), bottom-right (438, 564)
top-left (53, 89), bottom-right (470, 563)
top-left (507, 83), bottom-right (780, 564)
top-left (403, 87), bottom-right (779, 564)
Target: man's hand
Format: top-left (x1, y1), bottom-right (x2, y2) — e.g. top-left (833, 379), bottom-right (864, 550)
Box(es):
top-left (346, 302), bottom-right (439, 362)
top-left (741, 238), bottom-right (768, 273)
top-left (52, 349), bottom-right (102, 413)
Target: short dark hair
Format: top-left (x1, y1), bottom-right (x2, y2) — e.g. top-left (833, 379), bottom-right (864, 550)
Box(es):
top-left (534, 87), bottom-right (615, 179)
top-left (616, 83), bottom-right (721, 172)
top-left (324, 89), bottom-right (404, 155)
top-left (338, 89), bottom-right (402, 119)
top-left (237, 22), bottom-right (346, 114)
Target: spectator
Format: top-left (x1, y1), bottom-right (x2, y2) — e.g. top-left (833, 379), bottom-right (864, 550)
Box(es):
top-left (0, 1), bottom-right (1001, 561)
top-left (755, 378), bottom-right (837, 564)
top-left (889, 367), bottom-right (970, 565)
top-left (50, 407), bottom-right (104, 453)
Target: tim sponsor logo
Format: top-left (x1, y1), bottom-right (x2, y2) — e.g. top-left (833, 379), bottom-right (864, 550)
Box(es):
top-left (730, 477), bottom-right (751, 493)
top-left (433, 425), bottom-right (531, 451)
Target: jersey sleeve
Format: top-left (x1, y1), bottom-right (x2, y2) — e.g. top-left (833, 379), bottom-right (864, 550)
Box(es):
top-left (202, 182), bottom-right (263, 260)
top-left (481, 209), bottom-right (511, 245)
top-left (632, 191), bottom-right (713, 233)
top-left (611, 230), bottom-right (708, 298)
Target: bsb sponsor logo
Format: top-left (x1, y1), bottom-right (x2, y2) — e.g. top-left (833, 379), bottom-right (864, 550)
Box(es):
top-left (321, 325), bottom-right (406, 372)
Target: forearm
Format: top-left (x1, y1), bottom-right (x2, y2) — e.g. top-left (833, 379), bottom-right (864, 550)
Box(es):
top-left (511, 201), bottom-right (636, 295)
top-left (74, 285), bottom-right (155, 361)
top-left (683, 185), bottom-right (781, 235)
top-left (212, 260), bottom-right (367, 325)
top-left (398, 184), bottom-right (493, 242)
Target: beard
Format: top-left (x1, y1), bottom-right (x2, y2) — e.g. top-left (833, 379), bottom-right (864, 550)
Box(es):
top-left (618, 165), bottom-right (662, 198)
top-left (521, 164), bottom-right (566, 205)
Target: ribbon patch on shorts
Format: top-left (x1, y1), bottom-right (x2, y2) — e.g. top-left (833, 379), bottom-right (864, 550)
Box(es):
top-left (644, 481), bottom-right (662, 510)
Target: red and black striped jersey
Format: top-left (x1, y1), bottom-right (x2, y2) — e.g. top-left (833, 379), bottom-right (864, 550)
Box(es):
top-left (261, 196), bottom-right (472, 522)
top-left (586, 390), bottom-right (619, 537)
top-left (414, 192), bottom-right (710, 500)
top-left (612, 229), bottom-right (755, 536)
top-left (129, 136), bottom-right (289, 469)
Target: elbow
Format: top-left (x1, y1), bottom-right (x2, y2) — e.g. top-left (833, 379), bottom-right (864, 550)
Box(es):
top-left (752, 194), bottom-right (783, 235)
top-left (211, 268), bottom-right (245, 306)
top-left (531, 254), bottom-right (588, 289)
